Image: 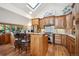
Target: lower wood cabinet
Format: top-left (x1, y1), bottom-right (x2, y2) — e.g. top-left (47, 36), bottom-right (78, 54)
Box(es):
top-left (0, 34), bottom-right (5, 44)
top-left (66, 35), bottom-right (75, 56)
top-left (0, 33), bottom-right (11, 44)
top-left (55, 34), bottom-right (62, 44)
top-left (55, 34), bottom-right (75, 55)
top-left (66, 37), bottom-right (71, 53)
top-left (61, 35), bottom-right (66, 46)
top-left (30, 34), bottom-right (48, 56)
top-left (70, 39), bottom-right (75, 56)
top-left (4, 33), bottom-right (11, 44)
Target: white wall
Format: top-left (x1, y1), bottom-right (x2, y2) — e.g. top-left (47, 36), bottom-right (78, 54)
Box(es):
top-left (0, 7), bottom-right (31, 25)
top-left (0, 3), bottom-right (32, 19)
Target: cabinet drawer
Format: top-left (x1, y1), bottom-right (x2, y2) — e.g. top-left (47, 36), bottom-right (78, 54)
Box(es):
top-left (55, 34), bottom-right (62, 44)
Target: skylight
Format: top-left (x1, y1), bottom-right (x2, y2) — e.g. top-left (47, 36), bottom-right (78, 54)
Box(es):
top-left (27, 3), bottom-right (40, 10)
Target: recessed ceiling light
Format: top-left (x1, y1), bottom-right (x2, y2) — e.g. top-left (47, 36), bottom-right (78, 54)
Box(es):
top-left (29, 11), bottom-right (32, 14)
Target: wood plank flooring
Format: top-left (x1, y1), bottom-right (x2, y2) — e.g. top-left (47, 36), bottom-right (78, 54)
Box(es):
top-left (46, 44), bottom-right (70, 56)
top-left (0, 44), bottom-right (30, 56)
top-left (0, 44), bottom-right (70, 56)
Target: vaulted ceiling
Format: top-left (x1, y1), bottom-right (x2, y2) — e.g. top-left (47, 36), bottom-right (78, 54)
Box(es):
top-left (0, 3), bottom-right (73, 19)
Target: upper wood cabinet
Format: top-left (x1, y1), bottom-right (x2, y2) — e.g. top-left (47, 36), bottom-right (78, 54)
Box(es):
top-left (72, 4), bottom-right (79, 17)
top-left (40, 18), bottom-right (45, 28)
top-left (44, 16), bottom-right (55, 26)
top-left (32, 18), bottom-right (40, 26)
top-left (55, 16), bottom-right (66, 29)
top-left (66, 13), bottom-right (73, 29)
top-left (40, 16), bottom-right (55, 28)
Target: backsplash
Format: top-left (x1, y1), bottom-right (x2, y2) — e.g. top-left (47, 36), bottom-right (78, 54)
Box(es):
top-left (54, 29), bottom-right (66, 34)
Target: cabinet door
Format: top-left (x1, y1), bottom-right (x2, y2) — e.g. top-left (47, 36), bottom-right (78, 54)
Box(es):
top-left (69, 37), bottom-right (75, 56)
top-left (0, 35), bottom-right (4, 44)
top-left (44, 16), bottom-right (55, 25)
top-left (55, 34), bottom-right (62, 44)
top-left (32, 18), bottom-right (40, 25)
top-left (48, 16), bottom-right (55, 25)
top-left (66, 36), bottom-right (75, 56)
top-left (61, 35), bottom-right (66, 46)
top-left (40, 19), bottom-right (45, 28)
top-left (66, 13), bottom-right (73, 29)
top-left (66, 36), bottom-right (71, 53)
top-left (4, 34), bottom-right (10, 44)
top-left (44, 18), bottom-right (48, 25)
top-left (1, 34), bottom-right (5, 44)
top-left (55, 16), bottom-right (66, 29)
top-left (72, 4), bottom-right (79, 17)
top-left (30, 35), bottom-right (35, 55)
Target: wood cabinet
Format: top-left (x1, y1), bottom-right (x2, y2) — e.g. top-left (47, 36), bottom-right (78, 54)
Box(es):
top-left (72, 4), bottom-right (79, 18)
top-left (75, 18), bottom-right (79, 55)
top-left (32, 18), bottom-right (40, 32)
top-left (70, 38), bottom-right (75, 56)
top-left (30, 34), bottom-right (48, 56)
top-left (0, 33), bottom-right (11, 44)
top-left (55, 16), bottom-right (66, 29)
top-left (32, 18), bottom-right (40, 26)
top-left (66, 13), bottom-right (73, 29)
top-left (44, 16), bottom-right (55, 26)
top-left (40, 16), bottom-right (55, 28)
top-left (66, 35), bottom-right (75, 56)
top-left (55, 34), bottom-right (75, 55)
top-left (61, 35), bottom-right (66, 46)
top-left (4, 33), bottom-right (11, 44)
top-left (40, 18), bottom-right (45, 28)
top-left (0, 34), bottom-right (5, 44)
top-left (44, 17), bottom-right (49, 25)
top-left (66, 36), bottom-right (71, 53)
top-left (55, 34), bottom-right (62, 44)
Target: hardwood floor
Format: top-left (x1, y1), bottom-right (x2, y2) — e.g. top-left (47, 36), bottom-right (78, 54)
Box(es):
top-left (0, 44), bottom-right (30, 56)
top-left (0, 44), bottom-right (70, 56)
top-left (46, 44), bottom-right (70, 56)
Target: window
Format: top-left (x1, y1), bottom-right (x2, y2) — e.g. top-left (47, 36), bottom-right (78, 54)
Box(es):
top-left (26, 3), bottom-right (40, 10)
top-left (0, 24), bottom-right (5, 34)
top-left (11, 25), bottom-right (15, 33)
top-left (27, 3), bottom-right (39, 9)
top-left (5, 25), bottom-right (10, 33)
top-left (0, 23), bottom-right (23, 34)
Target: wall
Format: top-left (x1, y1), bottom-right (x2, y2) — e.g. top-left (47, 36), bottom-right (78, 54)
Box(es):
top-left (0, 7), bottom-right (31, 25)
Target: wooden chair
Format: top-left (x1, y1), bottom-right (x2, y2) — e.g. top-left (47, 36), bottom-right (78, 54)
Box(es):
top-left (14, 33), bottom-right (30, 54)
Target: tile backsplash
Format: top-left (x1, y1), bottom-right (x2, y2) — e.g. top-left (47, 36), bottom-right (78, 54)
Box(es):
top-left (54, 29), bottom-right (66, 34)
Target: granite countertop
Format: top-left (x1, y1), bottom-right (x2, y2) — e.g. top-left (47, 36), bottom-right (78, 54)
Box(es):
top-left (67, 34), bottom-right (75, 39)
top-left (27, 32), bottom-right (76, 39)
top-left (27, 32), bottom-right (45, 35)
top-left (53, 32), bottom-right (76, 39)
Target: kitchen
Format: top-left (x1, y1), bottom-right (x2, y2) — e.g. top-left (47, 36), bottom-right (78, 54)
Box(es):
top-left (0, 3), bottom-right (79, 56)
